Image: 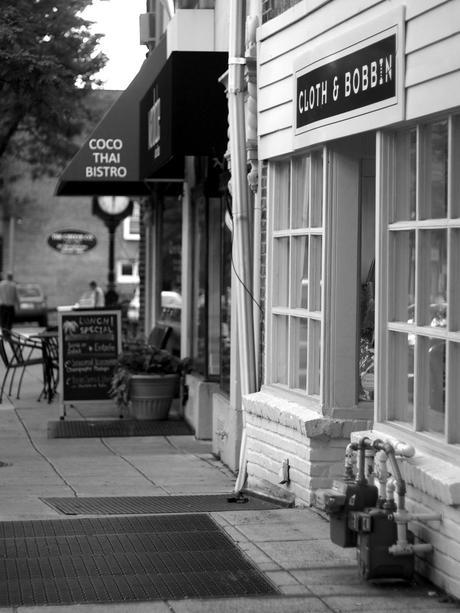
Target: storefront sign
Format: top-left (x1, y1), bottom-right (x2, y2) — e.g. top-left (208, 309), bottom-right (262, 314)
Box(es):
top-left (48, 229), bottom-right (97, 255)
top-left (148, 90), bottom-right (161, 159)
top-left (58, 309), bottom-right (121, 402)
top-left (85, 137), bottom-right (128, 178)
top-left (296, 34), bottom-right (396, 129)
top-left (55, 38), bottom-right (168, 196)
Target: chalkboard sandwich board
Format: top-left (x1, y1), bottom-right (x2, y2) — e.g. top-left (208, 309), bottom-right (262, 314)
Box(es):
top-left (58, 309), bottom-right (122, 418)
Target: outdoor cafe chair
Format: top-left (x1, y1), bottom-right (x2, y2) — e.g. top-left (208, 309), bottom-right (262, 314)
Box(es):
top-left (0, 329), bottom-right (44, 402)
top-left (147, 323), bottom-right (172, 350)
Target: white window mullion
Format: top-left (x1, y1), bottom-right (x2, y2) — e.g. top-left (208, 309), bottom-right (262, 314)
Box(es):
top-left (375, 130), bottom-right (394, 421)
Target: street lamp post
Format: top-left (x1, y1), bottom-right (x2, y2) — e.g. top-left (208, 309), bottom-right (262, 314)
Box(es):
top-left (92, 196), bottom-right (133, 306)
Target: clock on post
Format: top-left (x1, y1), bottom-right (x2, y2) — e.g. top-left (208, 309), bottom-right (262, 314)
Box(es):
top-left (92, 196), bottom-right (135, 306)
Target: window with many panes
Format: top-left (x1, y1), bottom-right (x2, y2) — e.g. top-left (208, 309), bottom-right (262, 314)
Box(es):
top-left (383, 116), bottom-right (460, 443)
top-left (267, 151), bottom-right (324, 397)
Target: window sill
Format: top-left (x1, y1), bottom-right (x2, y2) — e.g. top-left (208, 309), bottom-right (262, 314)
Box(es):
top-left (351, 424), bottom-right (460, 506)
top-left (245, 388), bottom-right (372, 439)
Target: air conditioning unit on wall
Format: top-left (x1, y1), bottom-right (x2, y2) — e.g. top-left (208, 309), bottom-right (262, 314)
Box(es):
top-left (139, 13), bottom-right (157, 45)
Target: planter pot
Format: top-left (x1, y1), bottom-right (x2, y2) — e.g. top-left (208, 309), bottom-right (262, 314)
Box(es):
top-left (129, 373), bottom-right (180, 420)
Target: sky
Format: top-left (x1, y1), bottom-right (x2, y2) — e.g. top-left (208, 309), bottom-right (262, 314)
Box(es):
top-left (82, 0), bottom-right (148, 90)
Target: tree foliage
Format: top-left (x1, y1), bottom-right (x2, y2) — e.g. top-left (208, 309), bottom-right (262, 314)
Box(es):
top-left (0, 0), bottom-right (108, 176)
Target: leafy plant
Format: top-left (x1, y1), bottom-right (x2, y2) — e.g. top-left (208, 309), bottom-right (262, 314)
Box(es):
top-left (0, 0), bottom-right (107, 174)
top-left (110, 339), bottom-right (191, 410)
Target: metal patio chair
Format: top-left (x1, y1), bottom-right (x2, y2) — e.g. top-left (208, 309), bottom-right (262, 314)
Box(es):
top-left (147, 323), bottom-right (173, 350)
top-left (0, 329), bottom-right (44, 402)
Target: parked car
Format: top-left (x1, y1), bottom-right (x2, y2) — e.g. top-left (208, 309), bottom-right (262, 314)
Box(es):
top-left (15, 283), bottom-right (48, 327)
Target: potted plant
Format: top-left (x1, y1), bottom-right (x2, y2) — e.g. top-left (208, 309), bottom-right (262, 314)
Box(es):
top-left (110, 338), bottom-right (191, 420)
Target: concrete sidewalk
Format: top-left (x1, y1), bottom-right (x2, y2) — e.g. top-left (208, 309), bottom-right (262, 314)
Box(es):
top-left (0, 364), bottom-right (458, 612)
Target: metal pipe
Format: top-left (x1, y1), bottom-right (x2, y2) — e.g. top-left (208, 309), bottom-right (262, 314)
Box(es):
top-left (389, 542), bottom-right (433, 556)
top-left (344, 442), bottom-right (357, 481)
top-left (375, 450), bottom-right (389, 502)
top-left (356, 437), bottom-right (371, 484)
top-left (228, 0), bottom-right (256, 396)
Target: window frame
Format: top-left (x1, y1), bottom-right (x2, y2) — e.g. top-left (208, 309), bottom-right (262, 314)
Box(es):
top-left (376, 115), bottom-right (460, 451)
top-left (123, 202), bottom-right (141, 241)
top-left (116, 260), bottom-right (140, 284)
top-left (265, 151), bottom-right (325, 403)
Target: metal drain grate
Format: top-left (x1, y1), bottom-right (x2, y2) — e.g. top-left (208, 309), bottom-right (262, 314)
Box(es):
top-left (47, 419), bottom-right (194, 438)
top-left (41, 494), bottom-right (287, 515)
top-left (0, 514), bottom-right (278, 606)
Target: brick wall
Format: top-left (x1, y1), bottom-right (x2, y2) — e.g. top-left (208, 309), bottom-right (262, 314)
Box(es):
top-left (243, 391), bottom-right (372, 506)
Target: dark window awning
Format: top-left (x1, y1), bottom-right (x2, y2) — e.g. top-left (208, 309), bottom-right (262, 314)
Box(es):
top-left (140, 51), bottom-right (228, 179)
top-left (55, 41), bottom-right (228, 197)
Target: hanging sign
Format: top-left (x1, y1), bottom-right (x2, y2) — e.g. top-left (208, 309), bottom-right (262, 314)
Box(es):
top-left (296, 34), bottom-right (396, 129)
top-left (48, 229), bottom-right (97, 255)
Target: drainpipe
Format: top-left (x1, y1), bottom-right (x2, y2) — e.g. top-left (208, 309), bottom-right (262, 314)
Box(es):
top-left (245, 7), bottom-right (260, 383)
top-left (228, 0), bottom-right (256, 398)
top-left (228, 0), bottom-right (257, 495)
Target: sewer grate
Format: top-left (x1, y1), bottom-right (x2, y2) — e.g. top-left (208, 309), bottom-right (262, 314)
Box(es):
top-left (40, 494), bottom-right (286, 515)
top-left (0, 514), bottom-right (278, 606)
top-left (47, 418), bottom-right (194, 438)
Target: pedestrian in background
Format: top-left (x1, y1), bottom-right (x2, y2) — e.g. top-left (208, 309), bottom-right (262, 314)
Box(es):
top-left (0, 272), bottom-right (20, 331)
top-left (89, 280), bottom-right (105, 307)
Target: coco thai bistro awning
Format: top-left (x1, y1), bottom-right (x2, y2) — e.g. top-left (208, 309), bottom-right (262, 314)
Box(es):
top-left (55, 39), bottom-right (228, 197)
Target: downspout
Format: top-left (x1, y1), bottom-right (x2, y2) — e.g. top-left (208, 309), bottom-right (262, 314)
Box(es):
top-left (228, 0), bottom-right (257, 397)
top-left (228, 0), bottom-right (257, 494)
top-left (245, 9), bottom-right (260, 382)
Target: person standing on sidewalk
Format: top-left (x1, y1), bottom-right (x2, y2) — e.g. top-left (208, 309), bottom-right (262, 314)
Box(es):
top-left (0, 272), bottom-right (20, 330)
top-left (89, 280), bottom-right (105, 307)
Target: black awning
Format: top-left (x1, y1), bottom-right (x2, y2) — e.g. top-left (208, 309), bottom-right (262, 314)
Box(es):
top-left (140, 51), bottom-right (229, 179)
top-left (56, 43), bottom-right (228, 197)
top-left (55, 39), bottom-right (167, 197)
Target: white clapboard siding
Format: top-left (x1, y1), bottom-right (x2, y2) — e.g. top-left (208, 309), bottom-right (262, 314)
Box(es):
top-left (406, 71), bottom-right (460, 119)
top-left (406, 33), bottom-right (460, 87)
top-left (405, 0), bottom-right (459, 52)
top-left (258, 0), bottom-right (460, 160)
top-left (259, 77), bottom-right (291, 114)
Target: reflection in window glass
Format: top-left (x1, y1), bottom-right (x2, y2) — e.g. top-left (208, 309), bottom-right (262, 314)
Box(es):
top-left (273, 315), bottom-right (288, 384)
top-left (297, 318), bottom-right (308, 390)
top-left (394, 129), bottom-right (416, 222)
top-left (426, 121), bottom-right (448, 219)
top-left (310, 152), bottom-right (323, 227)
top-left (388, 332), bottom-right (414, 424)
top-left (427, 229), bottom-right (447, 327)
top-left (273, 237), bottom-right (289, 306)
top-left (292, 236), bottom-right (308, 309)
top-left (273, 162), bottom-right (290, 231)
top-left (292, 157), bottom-right (309, 229)
top-left (389, 231), bottom-right (415, 322)
top-left (310, 237), bottom-right (322, 311)
top-left (192, 197), bottom-right (206, 374)
top-left (208, 199), bottom-right (221, 376)
top-left (410, 129), bottom-right (416, 219)
top-left (220, 211), bottom-right (232, 394)
top-left (310, 319), bottom-right (321, 395)
top-left (427, 339), bottom-right (445, 434)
